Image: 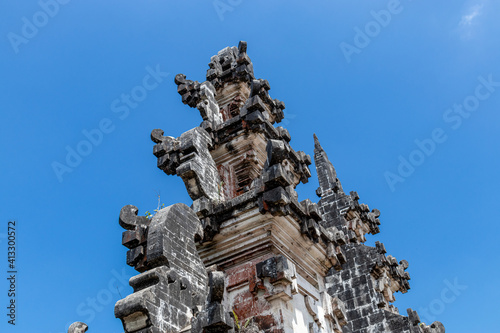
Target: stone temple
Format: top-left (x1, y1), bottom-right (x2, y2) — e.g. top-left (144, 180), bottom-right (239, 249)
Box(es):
top-left (67, 41), bottom-right (445, 333)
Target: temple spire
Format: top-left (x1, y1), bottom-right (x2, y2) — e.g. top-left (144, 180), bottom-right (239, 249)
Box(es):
top-left (314, 134), bottom-right (343, 195)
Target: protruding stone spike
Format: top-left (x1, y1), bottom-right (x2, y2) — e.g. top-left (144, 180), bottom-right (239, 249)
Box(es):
top-left (238, 40), bottom-right (247, 54)
top-left (314, 134), bottom-right (342, 195)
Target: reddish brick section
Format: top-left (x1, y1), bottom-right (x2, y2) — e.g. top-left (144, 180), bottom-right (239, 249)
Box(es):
top-left (248, 274), bottom-right (266, 294)
top-left (226, 261), bottom-right (255, 290)
top-left (255, 314), bottom-right (283, 333)
top-left (226, 255), bottom-right (272, 290)
top-left (226, 255), bottom-right (284, 332)
top-left (232, 290), bottom-right (270, 321)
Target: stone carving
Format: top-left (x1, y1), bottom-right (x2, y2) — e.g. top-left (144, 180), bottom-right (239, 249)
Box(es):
top-left (152, 127), bottom-right (221, 202)
top-left (115, 203), bottom-right (208, 333)
top-left (192, 268), bottom-right (234, 333)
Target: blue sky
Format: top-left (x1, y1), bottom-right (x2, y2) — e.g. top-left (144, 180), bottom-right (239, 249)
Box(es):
top-left (1, 0), bottom-right (499, 332)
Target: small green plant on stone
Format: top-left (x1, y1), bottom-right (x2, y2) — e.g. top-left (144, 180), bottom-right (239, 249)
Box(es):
top-left (145, 192), bottom-right (165, 219)
top-left (232, 310), bottom-right (252, 332)
top-left (232, 310), bottom-right (240, 330)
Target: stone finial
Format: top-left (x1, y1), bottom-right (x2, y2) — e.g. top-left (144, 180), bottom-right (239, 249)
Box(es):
top-left (206, 40), bottom-right (254, 88)
top-left (430, 321), bottom-right (446, 333)
top-left (68, 322), bottom-right (88, 333)
top-left (313, 134), bottom-right (343, 195)
top-left (119, 205), bottom-right (150, 231)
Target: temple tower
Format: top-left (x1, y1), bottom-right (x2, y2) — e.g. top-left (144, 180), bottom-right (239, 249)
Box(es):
top-left (107, 41), bottom-right (445, 333)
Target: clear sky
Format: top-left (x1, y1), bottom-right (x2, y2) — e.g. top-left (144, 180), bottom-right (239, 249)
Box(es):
top-left (1, 1), bottom-right (499, 332)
